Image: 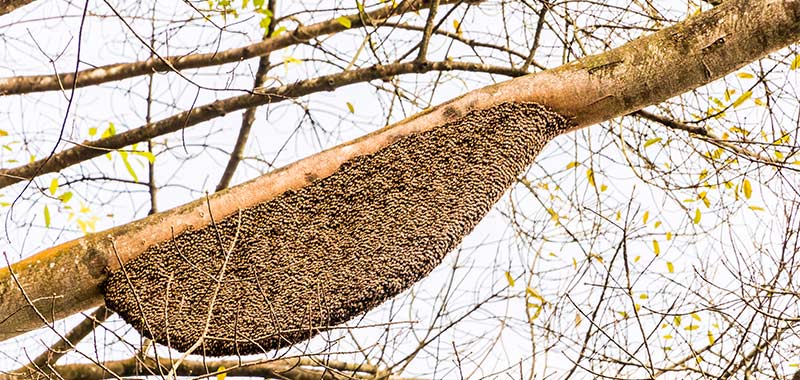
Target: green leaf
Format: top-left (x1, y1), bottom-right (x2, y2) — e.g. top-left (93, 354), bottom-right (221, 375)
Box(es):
top-left (346, 102), bottom-right (355, 113)
top-left (44, 205), bottom-right (51, 228)
top-left (49, 178), bottom-right (58, 195)
top-left (336, 16), bottom-right (352, 28)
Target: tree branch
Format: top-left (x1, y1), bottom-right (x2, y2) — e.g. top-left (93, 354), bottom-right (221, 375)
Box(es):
top-left (0, 60), bottom-right (525, 190)
top-left (0, 0), bottom-right (35, 17)
top-left (2, 355), bottom-right (391, 380)
top-left (0, 0), bottom-right (468, 96)
top-left (415, 0), bottom-right (440, 61)
top-left (215, 0), bottom-right (278, 192)
top-left (2, 0), bottom-right (799, 343)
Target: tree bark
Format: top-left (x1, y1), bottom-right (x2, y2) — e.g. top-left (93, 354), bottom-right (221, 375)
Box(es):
top-left (1, 0), bottom-right (799, 342)
top-left (0, 0), bottom-right (35, 17)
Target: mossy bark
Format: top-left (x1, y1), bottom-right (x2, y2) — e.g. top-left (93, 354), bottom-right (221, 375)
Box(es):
top-left (2, 0), bottom-right (800, 342)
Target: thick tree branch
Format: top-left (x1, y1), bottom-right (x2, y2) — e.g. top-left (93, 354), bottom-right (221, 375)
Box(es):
top-left (1, 0), bottom-right (799, 343)
top-left (0, 0), bottom-right (35, 17)
top-left (0, 0), bottom-right (466, 96)
top-left (0, 60), bottom-right (524, 190)
top-left (415, 0), bottom-right (440, 61)
top-left (2, 355), bottom-right (389, 380)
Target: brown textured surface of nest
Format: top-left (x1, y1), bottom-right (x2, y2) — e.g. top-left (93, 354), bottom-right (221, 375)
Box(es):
top-left (102, 102), bottom-right (568, 356)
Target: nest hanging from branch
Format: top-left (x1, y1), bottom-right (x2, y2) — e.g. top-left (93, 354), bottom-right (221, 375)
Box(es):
top-left (102, 102), bottom-right (568, 356)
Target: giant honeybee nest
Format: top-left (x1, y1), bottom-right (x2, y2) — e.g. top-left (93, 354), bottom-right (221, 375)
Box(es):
top-left (102, 102), bottom-right (568, 356)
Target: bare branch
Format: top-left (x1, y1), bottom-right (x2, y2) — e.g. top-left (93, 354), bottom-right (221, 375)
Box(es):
top-left (0, 0), bottom-right (469, 96)
top-left (215, 0), bottom-right (278, 192)
top-left (0, 60), bottom-right (525, 190)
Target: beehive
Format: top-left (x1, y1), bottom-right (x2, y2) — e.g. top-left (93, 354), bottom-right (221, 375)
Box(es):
top-left (102, 102), bottom-right (569, 356)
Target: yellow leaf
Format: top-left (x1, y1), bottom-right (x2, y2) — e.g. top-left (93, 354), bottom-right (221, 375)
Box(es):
top-left (566, 161), bottom-right (579, 169)
top-left (792, 54), bottom-right (800, 70)
top-left (335, 16), bottom-right (351, 28)
top-left (731, 91), bottom-right (752, 108)
top-left (504, 271), bottom-right (515, 287)
top-left (574, 313), bottom-right (582, 326)
top-left (663, 334), bottom-right (673, 339)
top-left (684, 324), bottom-right (699, 331)
top-left (547, 208), bottom-right (558, 221)
top-left (58, 192), bottom-right (73, 203)
top-left (600, 184), bottom-right (607, 192)
top-left (693, 209), bottom-right (701, 224)
top-left (639, 293), bottom-right (648, 299)
top-left (0, 129), bottom-right (7, 137)
top-left (102, 122), bottom-right (116, 138)
top-left (586, 169), bottom-right (595, 187)
top-left (743, 179), bottom-right (752, 199)
top-left (452, 19), bottom-right (462, 37)
top-left (346, 102), bottom-right (355, 113)
top-left (666, 232), bottom-right (673, 241)
top-left (666, 261), bottom-right (674, 273)
top-left (49, 178), bottom-right (58, 196)
top-left (88, 127), bottom-right (97, 136)
top-left (618, 311), bottom-right (628, 318)
top-left (698, 191), bottom-right (710, 208)
top-left (217, 366), bottom-right (227, 380)
top-left (529, 304), bottom-right (542, 320)
top-left (736, 72), bottom-right (754, 79)
top-left (634, 255), bottom-right (641, 263)
top-left (44, 205), bottom-right (51, 228)
top-left (615, 211), bottom-right (621, 220)
top-left (698, 169), bottom-right (708, 181)
top-left (526, 287), bottom-right (545, 303)
top-left (654, 221), bottom-right (662, 228)
top-left (132, 151), bottom-right (156, 164)
top-left (653, 240), bottom-right (660, 255)
top-left (119, 151), bottom-right (138, 182)
top-left (673, 316), bottom-right (682, 326)
top-left (724, 88), bottom-right (735, 102)
top-left (572, 257), bottom-right (577, 269)
top-left (749, 205), bottom-right (764, 211)
top-left (643, 211), bottom-right (649, 224)
top-left (754, 98), bottom-right (765, 106)
top-left (691, 313), bottom-right (701, 321)
top-left (283, 56), bottom-right (302, 65)
top-left (644, 137), bottom-right (662, 148)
